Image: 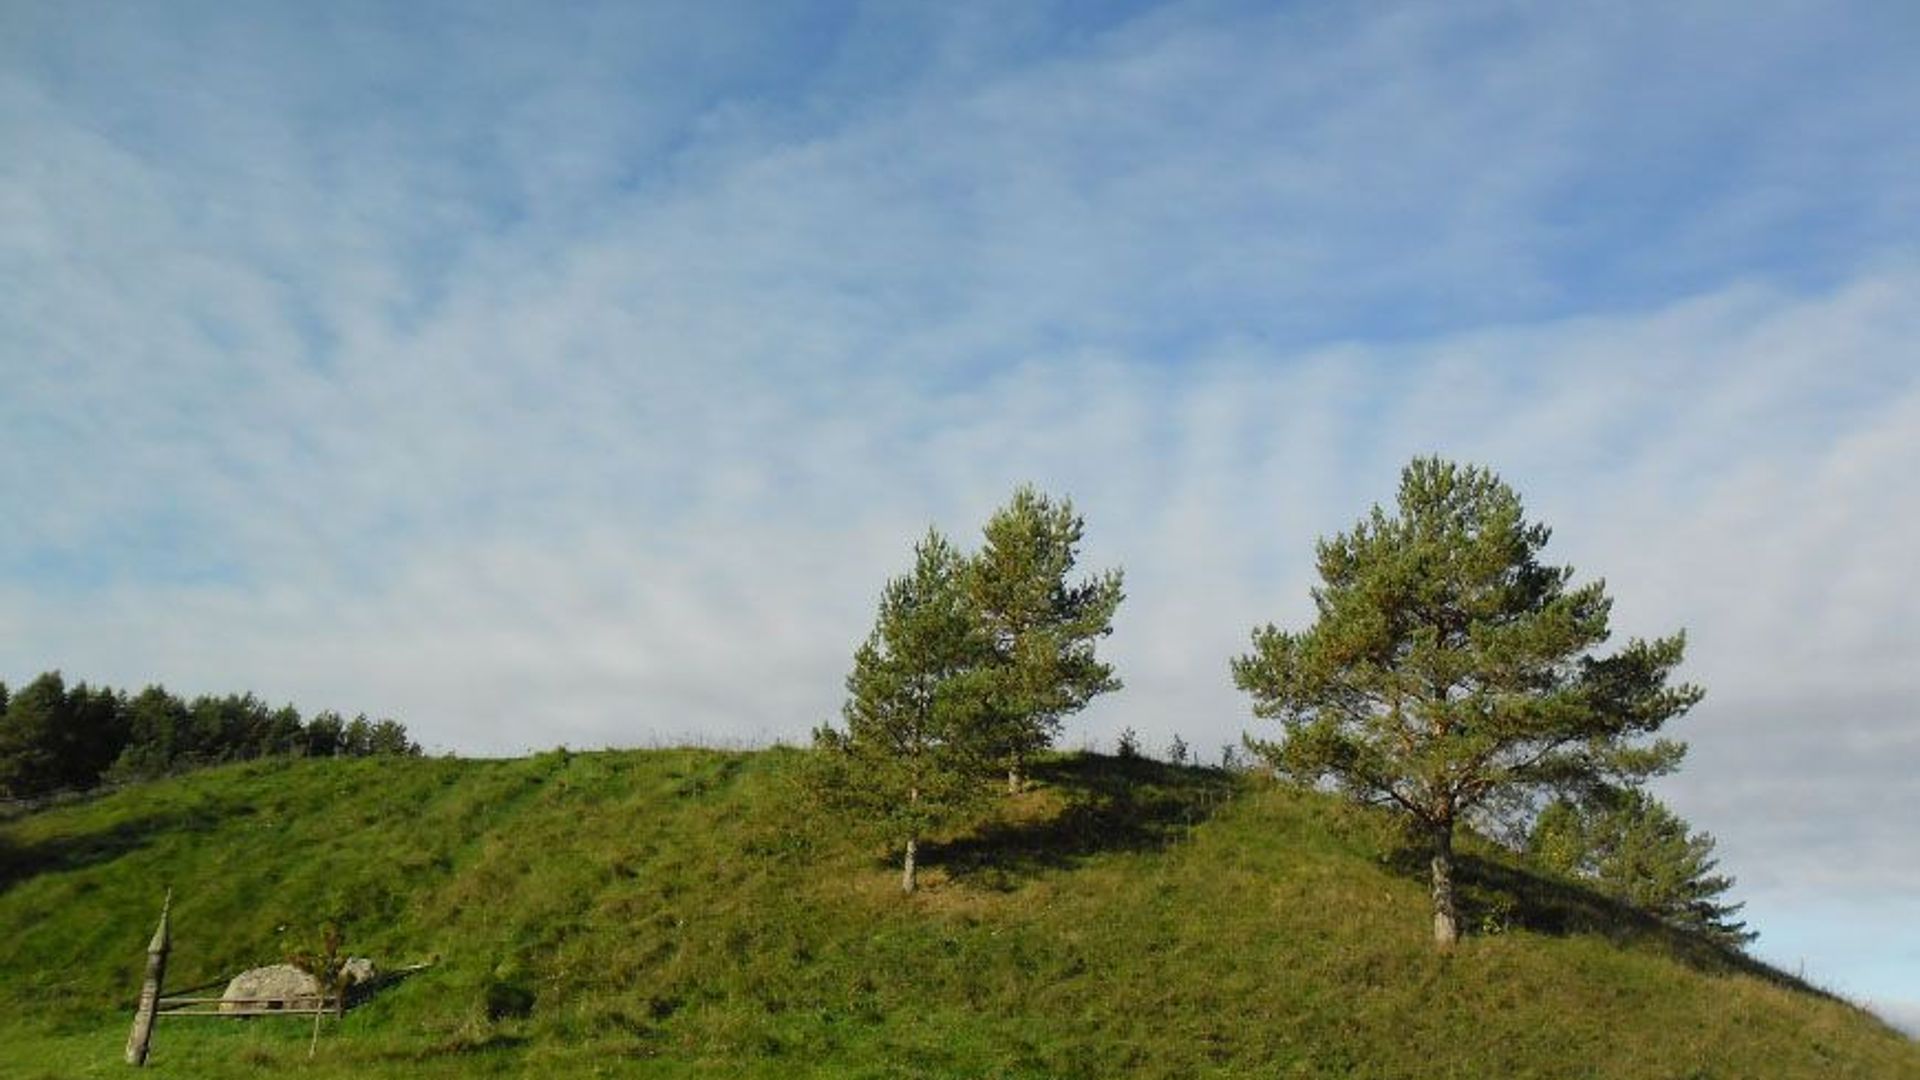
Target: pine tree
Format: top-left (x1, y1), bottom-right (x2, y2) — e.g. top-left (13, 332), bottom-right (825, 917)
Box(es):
top-left (62, 682), bottom-right (127, 788)
top-left (264, 705), bottom-right (306, 756)
top-left (814, 529), bottom-right (997, 893)
top-left (342, 715), bottom-right (374, 756)
top-left (1233, 458), bottom-right (1702, 946)
top-left (111, 686), bottom-right (191, 779)
top-left (305, 711), bottom-right (346, 757)
top-left (367, 719), bottom-right (421, 756)
top-left (1531, 788), bottom-right (1754, 947)
top-left (967, 486), bottom-right (1124, 791)
top-left (0, 672), bottom-right (70, 797)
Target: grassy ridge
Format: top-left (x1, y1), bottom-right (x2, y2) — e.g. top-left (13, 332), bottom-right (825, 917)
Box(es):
top-left (1, 749), bottom-right (1913, 1078)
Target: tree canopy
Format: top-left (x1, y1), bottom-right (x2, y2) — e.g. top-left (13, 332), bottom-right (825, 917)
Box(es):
top-left (967, 486), bottom-right (1124, 789)
top-left (812, 529), bottom-right (998, 893)
top-left (1232, 457), bottom-right (1703, 945)
top-left (1531, 788), bottom-right (1753, 947)
top-left (813, 487), bottom-right (1126, 891)
top-left (0, 672), bottom-right (420, 799)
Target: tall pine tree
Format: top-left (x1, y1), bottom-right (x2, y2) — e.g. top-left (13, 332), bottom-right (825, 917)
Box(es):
top-left (0, 672), bottom-right (70, 797)
top-left (1233, 458), bottom-right (1702, 946)
top-left (814, 530), bottom-right (997, 893)
top-left (967, 486), bottom-right (1124, 792)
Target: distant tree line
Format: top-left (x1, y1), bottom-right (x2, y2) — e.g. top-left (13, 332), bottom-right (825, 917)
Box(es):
top-left (0, 671), bottom-right (420, 799)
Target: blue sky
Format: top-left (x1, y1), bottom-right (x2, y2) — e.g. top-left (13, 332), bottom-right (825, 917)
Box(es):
top-left (4, 0), bottom-right (1918, 1033)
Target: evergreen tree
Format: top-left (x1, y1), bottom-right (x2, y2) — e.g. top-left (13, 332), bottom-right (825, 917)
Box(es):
top-left (263, 705), bottom-right (306, 756)
top-left (218, 693), bottom-right (272, 761)
top-left (966, 486), bottom-right (1124, 791)
top-left (183, 695), bottom-right (226, 764)
top-left (367, 719), bottom-right (420, 756)
top-left (342, 715), bottom-right (374, 757)
top-left (1233, 458), bottom-right (1702, 946)
top-left (305, 711), bottom-right (346, 757)
top-left (2, 674), bottom-right (417, 785)
top-left (63, 682), bottom-right (128, 788)
top-left (814, 529), bottom-right (996, 893)
top-left (1531, 788), bottom-right (1754, 947)
top-left (112, 686), bottom-right (191, 779)
top-left (0, 672), bottom-right (127, 792)
top-left (0, 672), bottom-right (69, 797)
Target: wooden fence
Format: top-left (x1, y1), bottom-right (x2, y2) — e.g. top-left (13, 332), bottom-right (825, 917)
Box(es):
top-left (124, 892), bottom-right (338, 1066)
top-left (124, 891), bottom-right (432, 1065)
top-left (153, 993), bottom-right (342, 1019)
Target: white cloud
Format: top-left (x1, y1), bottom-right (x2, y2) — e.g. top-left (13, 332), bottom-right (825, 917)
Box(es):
top-left (6, 274), bottom-right (1915, 772)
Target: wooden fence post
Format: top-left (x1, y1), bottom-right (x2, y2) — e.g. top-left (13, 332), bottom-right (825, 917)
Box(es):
top-left (124, 889), bottom-right (171, 1066)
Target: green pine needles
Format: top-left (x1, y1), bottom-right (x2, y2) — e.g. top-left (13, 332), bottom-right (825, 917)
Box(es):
top-left (969, 486), bottom-right (1126, 792)
top-left (1233, 458), bottom-right (1704, 946)
top-left (1530, 788), bottom-right (1754, 947)
top-left (813, 530), bottom-right (999, 894)
top-left (813, 488), bottom-right (1124, 893)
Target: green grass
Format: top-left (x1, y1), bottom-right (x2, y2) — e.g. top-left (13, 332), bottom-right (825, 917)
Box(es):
top-left (1, 749), bottom-right (1913, 1078)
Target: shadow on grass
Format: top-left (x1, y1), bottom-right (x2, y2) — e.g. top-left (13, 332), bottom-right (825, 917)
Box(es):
top-left (396, 1031), bottom-right (531, 1060)
top-left (346, 962), bottom-right (433, 1012)
top-left (1372, 839), bottom-right (1835, 998)
top-left (924, 753), bottom-right (1238, 888)
top-left (0, 805), bottom-right (229, 894)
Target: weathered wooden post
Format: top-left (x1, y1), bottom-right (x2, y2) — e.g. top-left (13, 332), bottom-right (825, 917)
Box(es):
top-left (124, 889), bottom-right (171, 1066)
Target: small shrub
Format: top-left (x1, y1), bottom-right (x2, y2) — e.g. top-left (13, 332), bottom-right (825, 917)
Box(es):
top-left (1478, 893), bottom-right (1518, 936)
top-left (1166, 735), bottom-right (1189, 766)
top-left (1116, 728), bottom-right (1140, 759)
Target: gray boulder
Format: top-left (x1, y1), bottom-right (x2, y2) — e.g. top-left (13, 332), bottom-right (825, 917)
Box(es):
top-left (220, 964), bottom-right (321, 1014)
top-left (220, 958), bottom-right (377, 1014)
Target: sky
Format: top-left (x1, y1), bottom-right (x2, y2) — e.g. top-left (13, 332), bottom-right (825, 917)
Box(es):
top-left (3, 0), bottom-right (1916, 1035)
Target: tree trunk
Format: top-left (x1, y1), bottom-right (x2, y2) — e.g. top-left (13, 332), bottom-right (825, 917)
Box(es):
top-left (1430, 823), bottom-right (1459, 947)
top-left (902, 785), bottom-right (920, 894)
top-left (1007, 763), bottom-right (1023, 794)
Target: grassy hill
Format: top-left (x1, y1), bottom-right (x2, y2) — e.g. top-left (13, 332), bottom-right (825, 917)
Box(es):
top-left (1, 749), bottom-right (1913, 1078)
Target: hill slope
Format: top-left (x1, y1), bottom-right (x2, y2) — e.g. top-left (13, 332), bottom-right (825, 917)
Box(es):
top-left (1, 749), bottom-right (1913, 1078)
